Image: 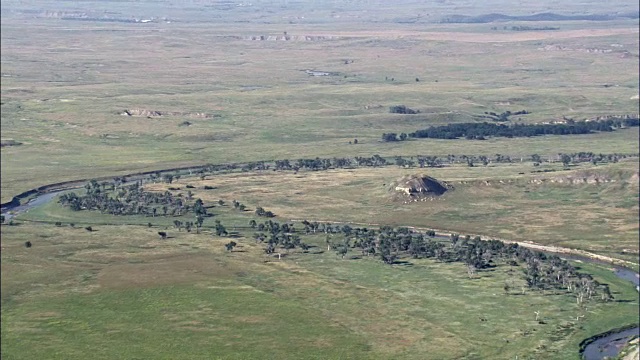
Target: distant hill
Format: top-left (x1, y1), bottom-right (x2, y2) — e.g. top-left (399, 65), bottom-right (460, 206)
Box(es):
top-left (440, 11), bottom-right (639, 23)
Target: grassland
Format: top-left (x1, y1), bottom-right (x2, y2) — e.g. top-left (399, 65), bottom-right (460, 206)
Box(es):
top-left (1, 7), bottom-right (638, 202)
top-left (2, 220), bottom-right (638, 360)
top-left (128, 160), bottom-right (638, 264)
top-left (14, 158), bottom-right (639, 264)
top-left (1, 0), bottom-right (639, 358)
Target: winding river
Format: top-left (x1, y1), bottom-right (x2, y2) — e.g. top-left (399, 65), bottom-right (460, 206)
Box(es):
top-left (1, 180), bottom-right (638, 360)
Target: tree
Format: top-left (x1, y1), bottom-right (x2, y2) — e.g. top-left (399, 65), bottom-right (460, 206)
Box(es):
top-left (215, 223), bottom-right (228, 237)
top-left (193, 199), bottom-right (206, 215)
top-left (225, 241), bottom-right (237, 252)
top-left (336, 245), bottom-right (349, 259)
top-left (380, 250), bottom-right (397, 265)
top-left (382, 133), bottom-right (398, 142)
top-left (196, 215), bottom-right (204, 233)
top-left (158, 231), bottom-right (167, 239)
top-left (353, 138), bottom-right (358, 144)
top-left (560, 153), bottom-right (572, 167)
top-left (24, 241), bottom-right (32, 248)
top-left (218, 199), bottom-right (225, 206)
top-left (467, 264), bottom-right (477, 278)
top-left (249, 220), bottom-right (257, 228)
top-left (389, 105), bottom-right (417, 114)
top-left (173, 220), bottom-right (183, 231)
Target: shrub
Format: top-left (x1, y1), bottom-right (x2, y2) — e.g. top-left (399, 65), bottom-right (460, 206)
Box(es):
top-left (389, 105), bottom-right (418, 114)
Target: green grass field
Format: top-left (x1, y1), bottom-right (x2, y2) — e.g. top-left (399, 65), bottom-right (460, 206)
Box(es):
top-left (2, 221), bottom-right (638, 359)
top-left (1, 0), bottom-right (639, 358)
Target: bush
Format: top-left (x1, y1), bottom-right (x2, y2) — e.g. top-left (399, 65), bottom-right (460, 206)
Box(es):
top-left (389, 105), bottom-right (418, 114)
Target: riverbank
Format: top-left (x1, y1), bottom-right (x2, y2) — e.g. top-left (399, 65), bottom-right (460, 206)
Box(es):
top-left (580, 325), bottom-right (640, 360)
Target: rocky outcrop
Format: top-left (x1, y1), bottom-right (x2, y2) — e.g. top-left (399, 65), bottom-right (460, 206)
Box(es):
top-left (393, 174), bottom-right (452, 198)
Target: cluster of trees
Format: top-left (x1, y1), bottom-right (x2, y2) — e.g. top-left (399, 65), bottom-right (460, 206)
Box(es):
top-left (178, 151), bottom-right (637, 184)
top-left (58, 180), bottom-right (208, 218)
top-left (238, 155), bottom-right (389, 172)
top-left (382, 133), bottom-right (408, 142)
top-left (250, 219), bottom-right (310, 255)
top-left (231, 200), bottom-right (247, 211)
top-left (294, 222), bottom-right (611, 303)
top-left (385, 118), bottom-right (640, 141)
top-left (493, 26), bottom-right (560, 31)
top-left (172, 215), bottom-right (206, 233)
top-left (252, 152), bottom-right (630, 171)
top-left (255, 206), bottom-right (275, 217)
top-left (389, 105), bottom-right (419, 114)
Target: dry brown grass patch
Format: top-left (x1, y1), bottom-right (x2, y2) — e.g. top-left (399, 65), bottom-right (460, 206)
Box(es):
top-left (96, 255), bottom-right (234, 290)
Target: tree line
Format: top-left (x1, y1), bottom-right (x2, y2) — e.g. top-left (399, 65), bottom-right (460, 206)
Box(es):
top-left (380, 118), bottom-right (639, 141)
top-left (188, 152), bottom-right (635, 178)
top-left (265, 220), bottom-right (612, 305)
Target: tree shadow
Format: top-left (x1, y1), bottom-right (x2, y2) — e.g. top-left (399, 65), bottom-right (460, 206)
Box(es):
top-left (392, 260), bottom-right (414, 266)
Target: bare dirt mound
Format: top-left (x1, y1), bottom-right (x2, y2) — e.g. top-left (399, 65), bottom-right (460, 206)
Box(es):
top-left (392, 174), bottom-right (452, 199)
